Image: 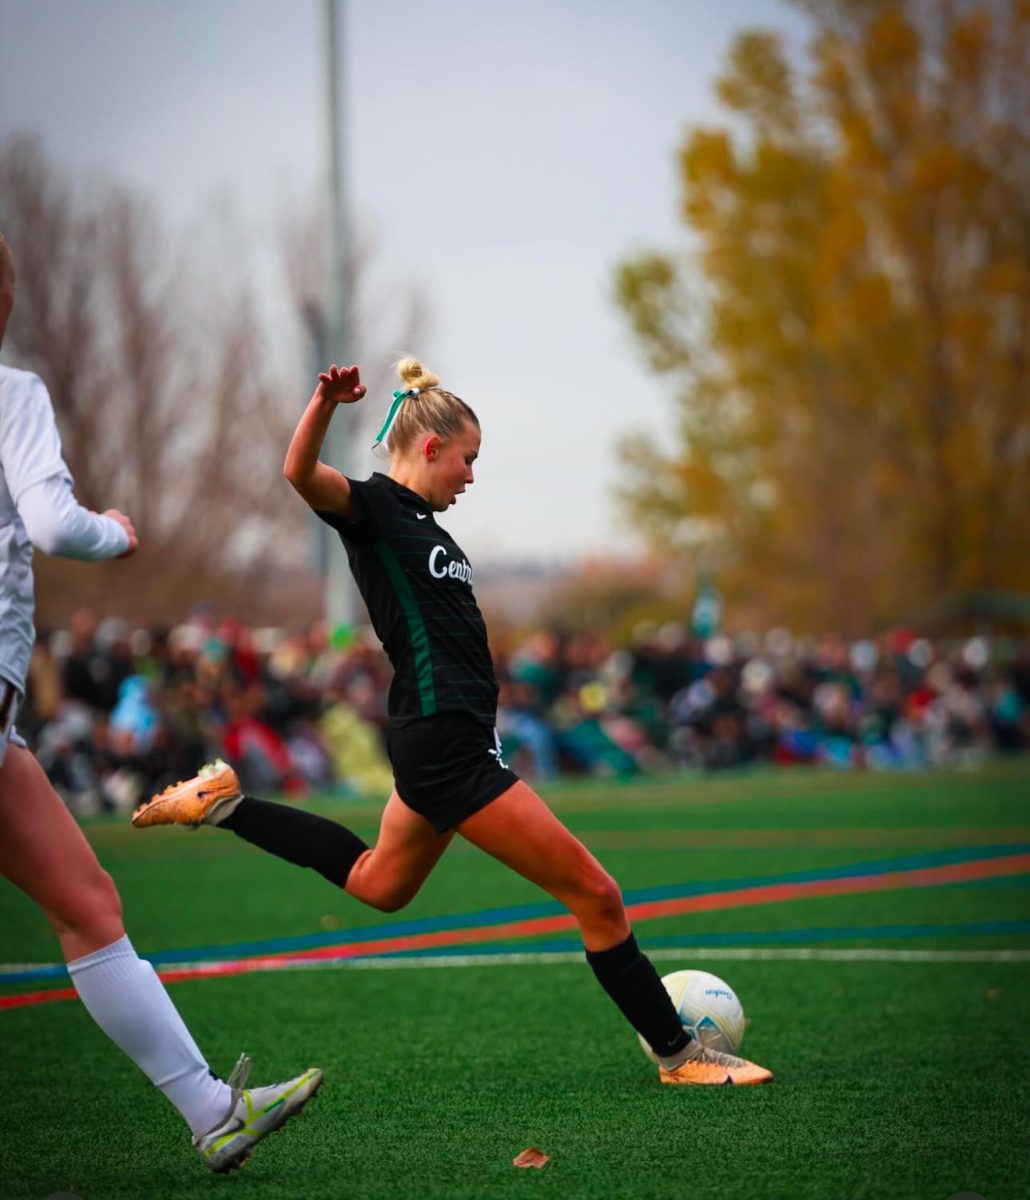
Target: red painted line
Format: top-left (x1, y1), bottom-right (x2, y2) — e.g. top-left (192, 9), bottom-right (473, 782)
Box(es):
top-left (1, 986), bottom-right (79, 1009)
top-left (259, 851), bottom-right (1030, 964)
top-left (626, 854), bottom-right (1030, 922)
top-left (4, 852), bottom-right (1028, 1009)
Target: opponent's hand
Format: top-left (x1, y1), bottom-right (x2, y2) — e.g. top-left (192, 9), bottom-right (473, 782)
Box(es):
top-left (318, 364), bottom-right (367, 405)
top-left (102, 509), bottom-right (138, 558)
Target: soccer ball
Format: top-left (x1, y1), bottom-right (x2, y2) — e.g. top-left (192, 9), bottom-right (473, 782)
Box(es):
top-left (638, 969), bottom-right (746, 1061)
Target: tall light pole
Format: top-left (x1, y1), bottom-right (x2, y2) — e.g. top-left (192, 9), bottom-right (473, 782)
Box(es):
top-left (322, 0), bottom-right (356, 631)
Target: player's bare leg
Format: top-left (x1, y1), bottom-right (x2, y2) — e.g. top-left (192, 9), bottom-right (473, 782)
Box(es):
top-left (456, 779), bottom-right (628, 950)
top-left (0, 746), bottom-right (325, 1158)
top-left (344, 791), bottom-right (455, 911)
top-left (134, 764), bottom-right (454, 907)
top-left (0, 742), bottom-right (125, 959)
top-left (457, 780), bottom-right (772, 1085)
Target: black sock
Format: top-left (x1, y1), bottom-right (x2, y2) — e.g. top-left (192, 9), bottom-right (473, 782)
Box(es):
top-left (585, 933), bottom-right (690, 1058)
top-left (221, 797), bottom-right (369, 889)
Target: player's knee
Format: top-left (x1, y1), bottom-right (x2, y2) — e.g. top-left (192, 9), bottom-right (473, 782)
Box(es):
top-left (47, 866), bottom-right (123, 939)
top-left (576, 865), bottom-right (624, 924)
top-left (365, 877), bottom-right (420, 913)
top-left (79, 866), bottom-right (123, 932)
top-left (95, 868), bottom-right (123, 923)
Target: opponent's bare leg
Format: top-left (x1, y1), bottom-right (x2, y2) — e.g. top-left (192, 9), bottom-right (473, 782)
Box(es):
top-left (0, 743), bottom-right (126, 958)
top-left (0, 745), bottom-right (237, 1133)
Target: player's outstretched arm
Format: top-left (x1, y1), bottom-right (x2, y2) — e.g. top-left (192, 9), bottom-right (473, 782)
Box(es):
top-left (0, 372), bottom-right (136, 561)
top-left (283, 364), bottom-right (366, 517)
top-left (17, 478), bottom-right (136, 561)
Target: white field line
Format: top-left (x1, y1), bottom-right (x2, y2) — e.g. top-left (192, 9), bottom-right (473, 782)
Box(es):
top-left (5, 946), bottom-right (1030, 983)
top-left (23, 946), bottom-right (1030, 977)
top-left (268, 946), bottom-right (1030, 969)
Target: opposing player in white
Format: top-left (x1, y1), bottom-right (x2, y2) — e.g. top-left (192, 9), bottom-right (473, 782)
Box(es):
top-left (0, 233), bottom-right (323, 1172)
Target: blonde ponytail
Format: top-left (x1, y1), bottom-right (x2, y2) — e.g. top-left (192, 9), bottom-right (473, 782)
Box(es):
top-left (395, 356), bottom-right (440, 392)
top-left (373, 355), bottom-right (479, 455)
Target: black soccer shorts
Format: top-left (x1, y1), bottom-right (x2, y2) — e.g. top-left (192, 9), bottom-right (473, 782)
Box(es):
top-left (387, 711), bottom-right (519, 833)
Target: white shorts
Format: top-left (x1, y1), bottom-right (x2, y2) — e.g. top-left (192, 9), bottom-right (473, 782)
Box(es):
top-left (0, 680), bottom-right (27, 767)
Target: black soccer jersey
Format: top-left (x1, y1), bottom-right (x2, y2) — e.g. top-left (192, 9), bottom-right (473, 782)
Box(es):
top-left (316, 473), bottom-right (499, 727)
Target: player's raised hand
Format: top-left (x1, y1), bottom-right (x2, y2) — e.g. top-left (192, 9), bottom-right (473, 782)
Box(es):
top-left (102, 508), bottom-right (138, 558)
top-left (318, 364), bottom-right (366, 405)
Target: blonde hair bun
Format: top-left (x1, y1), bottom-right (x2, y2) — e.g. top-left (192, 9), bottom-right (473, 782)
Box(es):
top-left (395, 356), bottom-right (440, 391)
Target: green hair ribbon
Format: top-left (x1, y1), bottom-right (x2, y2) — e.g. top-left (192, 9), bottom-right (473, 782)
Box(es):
top-left (372, 388), bottom-right (419, 448)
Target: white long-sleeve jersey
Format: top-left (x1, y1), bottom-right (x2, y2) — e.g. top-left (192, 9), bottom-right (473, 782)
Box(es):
top-left (0, 364), bottom-right (129, 693)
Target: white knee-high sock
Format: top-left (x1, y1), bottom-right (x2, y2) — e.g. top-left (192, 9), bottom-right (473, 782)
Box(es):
top-left (67, 935), bottom-right (231, 1136)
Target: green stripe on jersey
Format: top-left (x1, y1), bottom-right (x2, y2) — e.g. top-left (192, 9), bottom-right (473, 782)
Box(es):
top-left (374, 541), bottom-right (437, 716)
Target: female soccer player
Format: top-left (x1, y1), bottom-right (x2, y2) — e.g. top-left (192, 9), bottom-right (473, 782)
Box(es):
top-left (0, 233), bottom-right (322, 1172)
top-left (134, 357), bottom-right (772, 1086)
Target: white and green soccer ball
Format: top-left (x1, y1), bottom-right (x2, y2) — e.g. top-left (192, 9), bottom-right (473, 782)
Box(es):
top-left (638, 969), bottom-right (746, 1061)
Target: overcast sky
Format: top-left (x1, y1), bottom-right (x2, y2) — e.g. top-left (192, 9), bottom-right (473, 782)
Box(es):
top-left (0, 0), bottom-right (811, 566)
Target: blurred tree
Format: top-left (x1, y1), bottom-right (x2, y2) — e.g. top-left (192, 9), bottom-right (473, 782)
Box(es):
top-left (278, 198), bottom-right (429, 445)
top-left (0, 137), bottom-right (424, 625)
top-left (615, 0), bottom-right (1029, 633)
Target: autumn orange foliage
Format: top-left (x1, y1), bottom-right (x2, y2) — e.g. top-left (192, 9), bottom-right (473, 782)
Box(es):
top-left (615, 1), bottom-right (1029, 633)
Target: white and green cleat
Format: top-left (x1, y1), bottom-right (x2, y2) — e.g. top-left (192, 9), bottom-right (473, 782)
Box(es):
top-left (195, 1053), bottom-right (324, 1173)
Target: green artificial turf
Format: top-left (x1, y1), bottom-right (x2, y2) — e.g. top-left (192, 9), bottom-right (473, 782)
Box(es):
top-left (2, 762), bottom-right (1029, 1199)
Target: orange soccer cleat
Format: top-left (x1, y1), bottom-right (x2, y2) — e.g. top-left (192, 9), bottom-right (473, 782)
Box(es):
top-left (132, 760), bottom-right (242, 829)
top-left (659, 1041), bottom-right (773, 1086)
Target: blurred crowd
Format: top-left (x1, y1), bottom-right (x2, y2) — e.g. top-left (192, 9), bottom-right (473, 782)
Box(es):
top-left (20, 608), bottom-right (1030, 816)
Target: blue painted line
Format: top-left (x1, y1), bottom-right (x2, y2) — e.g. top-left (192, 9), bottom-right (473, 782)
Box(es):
top-left (142, 843), bottom-right (1030, 964)
top-left (353, 919), bottom-right (1030, 960)
top-left (620, 844), bottom-right (1030, 905)
top-left (1, 964), bottom-right (67, 985)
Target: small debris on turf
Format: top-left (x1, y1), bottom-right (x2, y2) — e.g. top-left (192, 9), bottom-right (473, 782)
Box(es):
top-left (513, 1148), bottom-right (549, 1169)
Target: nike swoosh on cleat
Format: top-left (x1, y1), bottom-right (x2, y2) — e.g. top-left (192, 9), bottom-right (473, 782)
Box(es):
top-left (416, 513), bottom-right (427, 519)
top-left (206, 1118), bottom-right (246, 1153)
